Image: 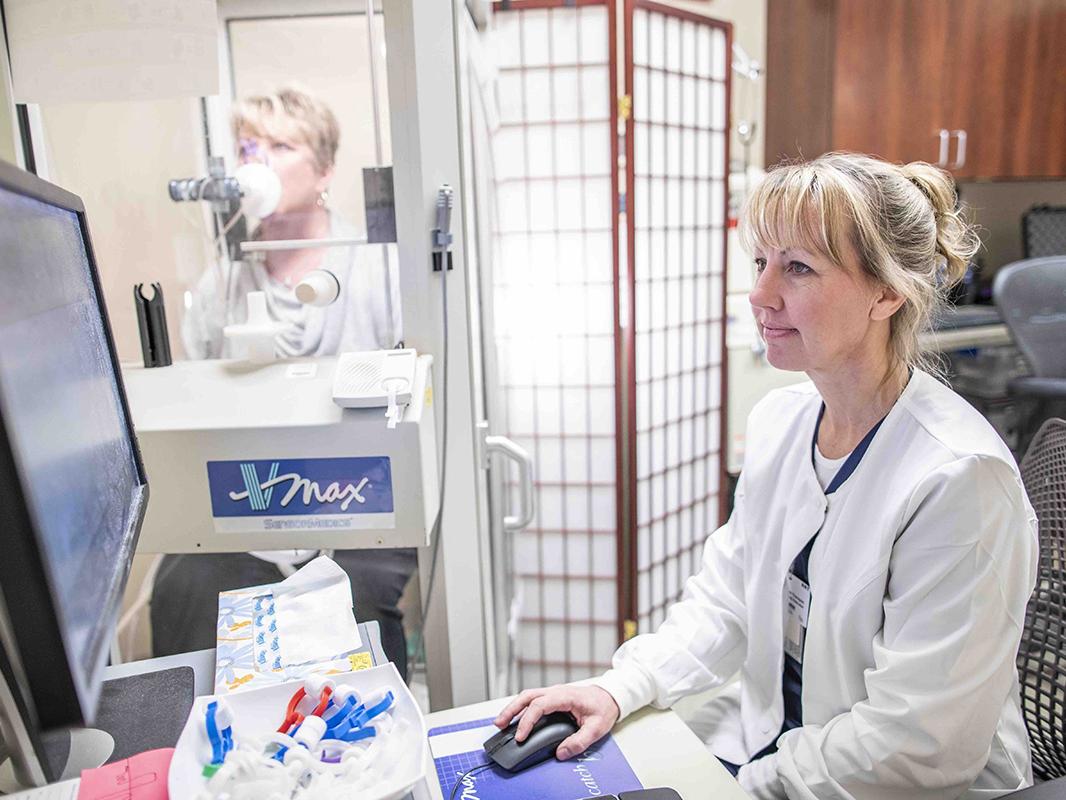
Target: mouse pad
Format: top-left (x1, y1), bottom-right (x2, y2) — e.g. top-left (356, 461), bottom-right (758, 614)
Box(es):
top-left (429, 717), bottom-right (643, 800)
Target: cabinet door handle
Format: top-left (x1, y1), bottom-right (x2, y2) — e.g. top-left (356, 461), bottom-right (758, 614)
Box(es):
top-left (951, 130), bottom-right (967, 170)
top-left (937, 129), bottom-right (950, 167)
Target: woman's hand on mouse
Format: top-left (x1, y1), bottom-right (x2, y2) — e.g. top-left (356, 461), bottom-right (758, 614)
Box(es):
top-left (493, 684), bottom-right (621, 761)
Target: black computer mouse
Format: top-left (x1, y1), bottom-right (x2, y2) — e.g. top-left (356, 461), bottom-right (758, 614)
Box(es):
top-left (483, 711), bottom-right (580, 772)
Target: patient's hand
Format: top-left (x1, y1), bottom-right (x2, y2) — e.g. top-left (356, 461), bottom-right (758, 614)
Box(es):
top-left (493, 684), bottom-right (621, 761)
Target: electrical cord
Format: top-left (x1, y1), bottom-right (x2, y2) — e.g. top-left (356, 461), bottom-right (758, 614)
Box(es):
top-left (448, 763), bottom-right (492, 800)
top-left (110, 553), bottom-right (185, 662)
top-left (408, 246), bottom-right (450, 685)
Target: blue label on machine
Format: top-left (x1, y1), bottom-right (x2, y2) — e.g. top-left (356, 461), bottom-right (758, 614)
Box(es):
top-left (206, 457), bottom-right (395, 533)
top-left (429, 717), bottom-right (643, 800)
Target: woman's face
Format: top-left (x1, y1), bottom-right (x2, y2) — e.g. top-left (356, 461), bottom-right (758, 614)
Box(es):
top-left (238, 130), bottom-right (331, 216)
top-left (748, 244), bottom-right (901, 375)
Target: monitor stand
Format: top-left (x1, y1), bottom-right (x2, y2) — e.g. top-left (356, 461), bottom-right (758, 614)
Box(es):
top-left (0, 665), bottom-right (194, 791)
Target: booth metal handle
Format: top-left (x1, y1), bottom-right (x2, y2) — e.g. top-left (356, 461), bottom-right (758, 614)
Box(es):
top-left (484, 434), bottom-right (536, 531)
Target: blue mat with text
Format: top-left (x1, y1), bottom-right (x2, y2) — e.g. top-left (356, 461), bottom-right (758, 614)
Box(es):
top-left (429, 717), bottom-right (643, 800)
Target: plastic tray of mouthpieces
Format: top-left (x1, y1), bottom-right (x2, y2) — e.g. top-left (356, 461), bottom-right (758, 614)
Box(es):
top-left (169, 663), bottom-right (427, 800)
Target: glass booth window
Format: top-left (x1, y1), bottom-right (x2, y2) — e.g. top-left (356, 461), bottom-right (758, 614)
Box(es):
top-left (184, 4), bottom-right (400, 361)
top-left (37, 2), bottom-right (398, 365)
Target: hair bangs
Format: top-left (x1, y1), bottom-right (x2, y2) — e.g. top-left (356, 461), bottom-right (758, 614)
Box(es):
top-left (234, 99), bottom-right (311, 150)
top-left (740, 164), bottom-right (853, 267)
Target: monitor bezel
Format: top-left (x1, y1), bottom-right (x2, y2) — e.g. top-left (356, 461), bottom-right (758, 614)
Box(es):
top-left (0, 157), bottom-right (149, 734)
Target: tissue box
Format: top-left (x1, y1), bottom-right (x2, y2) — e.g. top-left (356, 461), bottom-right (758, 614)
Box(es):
top-left (214, 557), bottom-right (373, 694)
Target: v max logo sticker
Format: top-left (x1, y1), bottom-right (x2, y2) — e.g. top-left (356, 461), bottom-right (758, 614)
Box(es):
top-left (228, 461), bottom-right (370, 512)
top-left (206, 457), bottom-right (394, 518)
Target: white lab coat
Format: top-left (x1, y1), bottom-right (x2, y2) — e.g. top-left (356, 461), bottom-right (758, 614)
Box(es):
top-left (594, 370), bottom-right (1038, 800)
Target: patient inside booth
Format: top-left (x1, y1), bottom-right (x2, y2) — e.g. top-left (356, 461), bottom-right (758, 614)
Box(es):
top-left (151, 86), bottom-right (417, 679)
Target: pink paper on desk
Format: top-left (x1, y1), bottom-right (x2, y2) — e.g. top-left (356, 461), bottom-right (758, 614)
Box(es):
top-left (77, 748), bottom-right (174, 800)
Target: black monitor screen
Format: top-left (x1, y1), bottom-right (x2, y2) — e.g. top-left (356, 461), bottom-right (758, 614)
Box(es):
top-left (0, 182), bottom-right (144, 720)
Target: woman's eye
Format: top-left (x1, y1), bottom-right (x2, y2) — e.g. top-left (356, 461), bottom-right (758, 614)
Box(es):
top-left (271, 142), bottom-right (294, 152)
top-left (753, 258), bottom-right (767, 272)
top-left (787, 261), bottom-right (812, 275)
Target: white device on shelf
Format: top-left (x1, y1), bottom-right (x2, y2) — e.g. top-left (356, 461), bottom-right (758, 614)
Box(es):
top-left (333, 349), bottom-right (419, 429)
top-left (333, 349), bottom-right (418, 408)
top-left (121, 353), bottom-right (438, 554)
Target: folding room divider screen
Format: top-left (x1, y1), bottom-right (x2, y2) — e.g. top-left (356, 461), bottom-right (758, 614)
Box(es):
top-left (488, 0), bottom-right (729, 688)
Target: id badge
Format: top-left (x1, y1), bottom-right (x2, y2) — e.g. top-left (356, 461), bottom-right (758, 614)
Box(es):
top-left (784, 572), bottom-right (811, 664)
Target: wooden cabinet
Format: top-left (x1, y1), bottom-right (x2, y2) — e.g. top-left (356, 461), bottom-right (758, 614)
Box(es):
top-left (830, 1), bottom-right (950, 168)
top-left (765, 0), bottom-right (1066, 179)
top-left (942, 0), bottom-right (1066, 179)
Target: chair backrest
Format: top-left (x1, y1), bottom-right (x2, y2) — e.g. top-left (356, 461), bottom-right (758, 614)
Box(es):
top-left (1017, 417), bottom-right (1066, 780)
top-left (993, 257), bottom-right (1066, 378)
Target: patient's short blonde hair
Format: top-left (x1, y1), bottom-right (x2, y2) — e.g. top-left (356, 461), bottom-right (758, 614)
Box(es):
top-left (740, 152), bottom-right (981, 374)
top-left (232, 86), bottom-right (340, 173)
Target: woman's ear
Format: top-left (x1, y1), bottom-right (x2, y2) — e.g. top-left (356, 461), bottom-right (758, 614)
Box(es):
top-left (315, 166), bottom-right (335, 195)
top-left (870, 283), bottom-right (905, 321)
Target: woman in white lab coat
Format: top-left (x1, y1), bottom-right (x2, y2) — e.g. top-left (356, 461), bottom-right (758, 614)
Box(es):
top-left (496, 153), bottom-right (1039, 799)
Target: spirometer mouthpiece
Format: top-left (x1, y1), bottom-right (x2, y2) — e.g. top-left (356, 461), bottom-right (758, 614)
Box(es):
top-left (294, 269), bottom-right (341, 308)
top-left (235, 162), bottom-right (282, 219)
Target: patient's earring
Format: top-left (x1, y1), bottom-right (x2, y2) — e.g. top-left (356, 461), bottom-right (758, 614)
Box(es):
top-left (317, 190), bottom-right (329, 208)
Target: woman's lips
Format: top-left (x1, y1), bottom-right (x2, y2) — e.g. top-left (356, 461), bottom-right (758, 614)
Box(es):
top-left (761, 324), bottom-right (797, 340)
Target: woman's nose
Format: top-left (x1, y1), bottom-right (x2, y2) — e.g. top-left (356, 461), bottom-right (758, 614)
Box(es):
top-left (749, 266), bottom-right (783, 312)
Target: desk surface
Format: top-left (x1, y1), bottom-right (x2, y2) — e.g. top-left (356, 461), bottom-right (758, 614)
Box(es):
top-left (104, 639), bottom-right (749, 800)
top-left (415, 698), bottom-right (750, 800)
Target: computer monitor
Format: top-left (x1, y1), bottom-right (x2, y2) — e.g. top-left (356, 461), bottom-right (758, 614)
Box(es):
top-left (0, 159), bottom-right (148, 785)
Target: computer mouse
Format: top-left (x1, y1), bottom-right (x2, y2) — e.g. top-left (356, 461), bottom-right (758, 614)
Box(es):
top-left (483, 711), bottom-right (580, 772)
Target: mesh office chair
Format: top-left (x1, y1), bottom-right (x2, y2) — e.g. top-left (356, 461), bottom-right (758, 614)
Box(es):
top-left (1023, 206), bottom-right (1066, 259)
top-left (993, 257), bottom-right (1066, 455)
top-left (1007, 418), bottom-right (1066, 798)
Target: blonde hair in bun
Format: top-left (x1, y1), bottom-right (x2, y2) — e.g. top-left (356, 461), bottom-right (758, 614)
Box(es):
top-left (741, 152), bottom-right (980, 374)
